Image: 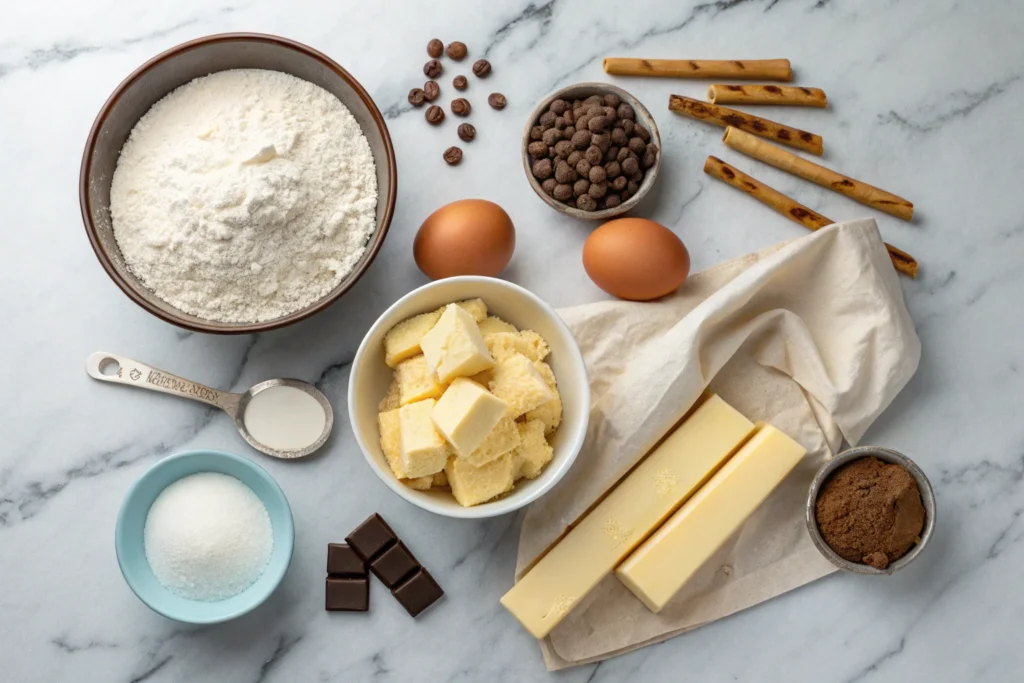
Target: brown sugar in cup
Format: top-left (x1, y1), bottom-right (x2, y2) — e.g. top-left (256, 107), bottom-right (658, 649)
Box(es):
top-left (806, 447), bottom-right (935, 575)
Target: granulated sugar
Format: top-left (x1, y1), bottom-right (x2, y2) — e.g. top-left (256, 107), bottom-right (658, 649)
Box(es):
top-left (110, 69), bottom-right (378, 323)
top-left (144, 472), bottom-right (273, 601)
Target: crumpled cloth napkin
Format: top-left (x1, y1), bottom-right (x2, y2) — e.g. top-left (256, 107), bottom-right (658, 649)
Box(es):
top-left (518, 219), bottom-right (920, 670)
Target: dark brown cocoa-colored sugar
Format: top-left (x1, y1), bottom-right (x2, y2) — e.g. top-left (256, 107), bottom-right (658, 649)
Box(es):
top-left (815, 457), bottom-right (926, 570)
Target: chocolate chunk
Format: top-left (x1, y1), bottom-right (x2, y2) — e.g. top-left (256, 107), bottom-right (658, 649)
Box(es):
top-left (392, 568), bottom-right (444, 617)
top-left (327, 543), bottom-right (366, 577)
top-left (345, 513), bottom-right (398, 560)
top-left (370, 541), bottom-right (420, 588)
top-left (325, 576), bottom-right (369, 612)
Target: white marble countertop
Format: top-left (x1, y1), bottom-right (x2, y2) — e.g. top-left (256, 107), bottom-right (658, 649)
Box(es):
top-left (2, 0), bottom-right (1023, 681)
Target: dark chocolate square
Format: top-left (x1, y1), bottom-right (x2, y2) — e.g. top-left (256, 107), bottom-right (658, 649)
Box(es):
top-left (325, 576), bottom-right (369, 612)
top-left (327, 543), bottom-right (366, 577)
top-left (370, 541), bottom-right (419, 588)
top-left (392, 568), bottom-right (443, 617)
top-left (345, 513), bottom-right (398, 561)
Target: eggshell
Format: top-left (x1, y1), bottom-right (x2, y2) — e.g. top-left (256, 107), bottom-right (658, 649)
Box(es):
top-left (582, 218), bottom-right (689, 301)
top-left (414, 199), bottom-right (516, 279)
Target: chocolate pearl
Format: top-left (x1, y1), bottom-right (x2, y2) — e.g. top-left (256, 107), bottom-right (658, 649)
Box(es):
top-left (555, 160), bottom-right (577, 184)
top-left (589, 165), bottom-right (607, 183)
top-left (488, 93), bottom-right (507, 110)
top-left (541, 178), bottom-right (558, 196)
top-left (446, 41), bottom-right (468, 60)
top-left (472, 59), bottom-right (491, 77)
top-left (564, 125), bottom-right (576, 138)
top-left (575, 159), bottom-right (592, 177)
top-left (585, 145), bottom-right (602, 165)
top-left (628, 137), bottom-right (646, 154)
top-left (554, 116), bottom-right (568, 130)
top-left (549, 146), bottom-right (556, 157)
top-left (408, 88), bottom-right (426, 107)
top-left (553, 183), bottom-right (573, 201)
top-left (539, 111), bottom-right (557, 128)
top-left (451, 98), bottom-right (471, 116)
top-left (541, 128), bottom-right (562, 146)
top-left (554, 140), bottom-right (574, 157)
top-left (573, 178), bottom-right (590, 197)
top-left (571, 130), bottom-right (592, 149)
top-left (622, 119), bottom-right (635, 136)
top-left (603, 193), bottom-right (622, 209)
top-left (458, 123), bottom-right (476, 142)
top-left (587, 116), bottom-right (607, 132)
top-left (575, 114), bottom-right (591, 131)
top-left (532, 158), bottom-right (553, 179)
top-left (530, 125), bottom-right (544, 141)
top-left (621, 156), bottom-right (639, 176)
top-left (611, 175), bottom-right (628, 192)
top-left (576, 194), bottom-right (597, 211)
top-left (561, 108), bottom-right (575, 124)
top-left (592, 133), bottom-right (610, 153)
top-left (605, 161), bottom-right (622, 179)
top-left (424, 60), bottom-right (443, 78)
top-left (604, 145), bottom-right (619, 163)
top-left (635, 124), bottom-right (651, 142)
top-left (588, 181), bottom-right (607, 199)
top-left (620, 187), bottom-right (632, 201)
top-left (427, 39), bottom-right (443, 58)
top-left (627, 179), bottom-right (640, 194)
top-left (603, 106), bottom-right (618, 121)
top-left (567, 150), bottom-right (583, 167)
top-left (527, 141), bottom-right (548, 158)
top-left (617, 147), bottom-right (631, 163)
top-left (550, 99), bottom-right (569, 115)
top-left (584, 95), bottom-right (603, 106)
top-left (617, 103), bottom-right (635, 121)
top-left (424, 81), bottom-right (440, 101)
top-left (643, 145), bottom-right (658, 168)
top-left (453, 75), bottom-right (468, 91)
top-left (631, 169), bottom-right (644, 182)
top-left (603, 93), bottom-right (621, 108)
top-left (426, 105), bottom-right (445, 125)
top-left (611, 127), bottom-right (628, 146)
top-left (443, 146), bottom-right (463, 165)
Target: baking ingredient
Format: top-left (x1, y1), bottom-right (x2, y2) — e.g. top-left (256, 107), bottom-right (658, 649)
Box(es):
top-left (617, 425), bottom-right (806, 612)
top-left (243, 385), bottom-right (326, 452)
top-left (488, 93), bottom-right (507, 110)
top-left (424, 59), bottom-right (443, 78)
top-left (669, 94), bottom-right (822, 156)
top-left (413, 199), bottom-right (515, 279)
top-left (431, 378), bottom-right (507, 456)
top-left (488, 354), bottom-right (554, 418)
top-left (393, 568), bottom-right (445, 617)
top-left (383, 298), bottom-right (487, 367)
top-left (326, 576), bottom-right (369, 611)
top-left (144, 472), bottom-right (273, 601)
top-left (426, 105), bottom-right (445, 125)
top-left (346, 513), bottom-right (399, 560)
top-left (453, 75), bottom-right (468, 90)
top-left (446, 41), bottom-right (468, 60)
top-left (408, 88), bottom-right (426, 106)
top-left (451, 98), bottom-right (471, 116)
top-left (708, 84), bottom-right (827, 108)
top-left (427, 38), bottom-right (443, 58)
top-left (815, 456), bottom-right (926, 569)
top-left (399, 399), bottom-right (450, 478)
top-left (583, 218), bottom-right (690, 300)
top-left (443, 147), bottom-right (463, 165)
top-left (424, 81), bottom-right (440, 101)
top-left (603, 57), bottom-right (793, 81)
top-left (327, 543), bottom-right (366, 576)
top-left (110, 69), bottom-right (378, 323)
top-left (420, 304), bottom-right (495, 383)
top-left (500, 395), bottom-right (756, 638)
top-left (370, 541), bottom-right (419, 587)
top-left (446, 452), bottom-right (517, 506)
top-left (472, 59), bottom-right (491, 77)
top-left (528, 94), bottom-right (658, 212)
top-left (457, 123), bottom-right (476, 142)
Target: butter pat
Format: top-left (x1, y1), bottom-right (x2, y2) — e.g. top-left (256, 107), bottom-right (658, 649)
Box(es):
top-left (489, 353), bottom-right (554, 418)
top-left (499, 396), bottom-right (756, 638)
top-left (384, 299), bottom-right (488, 367)
top-left (514, 419), bottom-right (553, 479)
top-left (465, 416), bottom-right (521, 467)
top-left (446, 453), bottom-right (517, 506)
top-left (398, 399), bottom-right (449, 478)
top-left (377, 408), bottom-right (404, 477)
top-left (524, 361), bottom-right (562, 433)
top-left (396, 355), bottom-right (446, 406)
top-left (616, 425), bottom-right (806, 612)
top-left (431, 378), bottom-right (508, 457)
top-left (421, 305), bottom-right (496, 384)
top-left (478, 316), bottom-right (518, 337)
top-left (486, 331), bottom-right (550, 362)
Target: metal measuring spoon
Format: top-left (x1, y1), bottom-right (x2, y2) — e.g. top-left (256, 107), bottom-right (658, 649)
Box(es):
top-left (86, 352), bottom-right (333, 459)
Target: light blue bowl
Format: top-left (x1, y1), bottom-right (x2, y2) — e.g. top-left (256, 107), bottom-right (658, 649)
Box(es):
top-left (115, 450), bottom-right (294, 623)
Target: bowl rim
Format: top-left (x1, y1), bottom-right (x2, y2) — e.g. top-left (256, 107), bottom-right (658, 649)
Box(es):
top-left (79, 32), bottom-right (398, 334)
top-left (521, 82), bottom-right (662, 221)
top-left (347, 276), bottom-right (591, 519)
top-left (804, 446), bottom-right (936, 575)
top-left (114, 449), bottom-right (295, 623)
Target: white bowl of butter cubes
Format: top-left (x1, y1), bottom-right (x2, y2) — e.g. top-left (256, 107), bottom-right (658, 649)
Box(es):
top-left (349, 276), bottom-right (590, 518)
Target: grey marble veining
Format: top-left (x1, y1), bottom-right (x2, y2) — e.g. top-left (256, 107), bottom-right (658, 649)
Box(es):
top-left (2, 0), bottom-right (1023, 680)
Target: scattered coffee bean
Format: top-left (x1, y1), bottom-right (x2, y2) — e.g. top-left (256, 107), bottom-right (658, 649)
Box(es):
top-left (541, 178), bottom-right (558, 196)
top-left (426, 105), bottom-right (445, 125)
top-left (443, 146), bottom-right (463, 165)
top-left (446, 41), bottom-right (468, 60)
top-left (458, 123), bottom-right (476, 142)
top-left (424, 60), bottom-right (443, 78)
top-left (453, 76), bottom-right (468, 91)
top-left (427, 38), bottom-right (444, 58)
top-left (451, 98), bottom-right (471, 116)
top-left (472, 59), bottom-right (491, 77)
top-left (424, 81), bottom-right (440, 101)
top-left (488, 93), bottom-right (507, 110)
top-left (408, 88), bottom-right (427, 107)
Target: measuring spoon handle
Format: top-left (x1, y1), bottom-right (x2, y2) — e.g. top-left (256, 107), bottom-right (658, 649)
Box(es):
top-left (85, 352), bottom-right (240, 413)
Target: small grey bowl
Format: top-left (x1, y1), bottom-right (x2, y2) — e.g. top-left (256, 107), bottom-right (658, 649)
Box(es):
top-left (806, 446), bottom-right (936, 575)
top-left (522, 83), bottom-right (661, 221)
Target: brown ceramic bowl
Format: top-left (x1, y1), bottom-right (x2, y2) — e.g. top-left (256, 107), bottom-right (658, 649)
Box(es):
top-left (80, 33), bottom-right (397, 334)
top-left (522, 83), bottom-right (661, 221)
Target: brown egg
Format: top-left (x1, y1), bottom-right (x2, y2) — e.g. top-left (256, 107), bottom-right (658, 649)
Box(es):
top-left (414, 199), bottom-right (516, 279)
top-left (582, 218), bottom-right (690, 301)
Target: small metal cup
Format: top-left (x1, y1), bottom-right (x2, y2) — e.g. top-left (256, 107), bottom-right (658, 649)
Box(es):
top-left (806, 446), bottom-right (936, 575)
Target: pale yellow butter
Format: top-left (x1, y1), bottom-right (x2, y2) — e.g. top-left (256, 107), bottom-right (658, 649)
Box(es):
top-left (396, 354), bottom-right (446, 405)
top-left (465, 416), bottom-right (521, 467)
top-left (489, 353), bottom-right (554, 419)
top-left (523, 361), bottom-right (562, 433)
top-left (377, 408), bottom-right (404, 477)
top-left (486, 331), bottom-right (550, 362)
top-left (514, 419), bottom-right (553, 480)
top-left (402, 476), bottom-right (434, 490)
top-left (378, 377), bottom-right (401, 411)
top-left (446, 453), bottom-right (517, 506)
top-left (431, 378), bottom-right (508, 457)
top-left (499, 395), bottom-right (756, 639)
top-left (398, 399), bottom-right (449, 478)
top-left (478, 315), bottom-right (518, 337)
top-left (421, 304), bottom-right (496, 384)
top-left (383, 299), bottom-right (488, 367)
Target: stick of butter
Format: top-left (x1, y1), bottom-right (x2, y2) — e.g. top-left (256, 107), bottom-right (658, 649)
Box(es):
top-left (616, 425), bottom-right (806, 613)
top-left (499, 395), bottom-right (756, 638)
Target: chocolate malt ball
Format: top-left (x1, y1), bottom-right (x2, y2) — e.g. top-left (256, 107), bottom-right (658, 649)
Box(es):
top-left (617, 147), bottom-right (631, 163)
top-left (427, 38), bottom-right (444, 58)
top-left (541, 178), bottom-right (558, 196)
top-left (577, 194), bottom-right (597, 211)
top-left (631, 169), bottom-right (644, 182)
top-left (603, 193), bottom-right (622, 209)
top-left (584, 95), bottom-right (603, 106)
top-left (643, 144), bottom-right (658, 168)
top-left (564, 125), bottom-right (576, 138)
top-left (605, 160), bottom-right (622, 179)
top-left (587, 116), bottom-right (607, 132)
top-left (585, 145), bottom-right (603, 165)
top-left (575, 159), bottom-right (591, 177)
top-left (628, 137), bottom-right (646, 155)
top-left (622, 119), bottom-right (635, 137)
top-left (571, 130), bottom-right (592, 149)
top-left (562, 108), bottom-right (575, 124)
top-left (604, 146), bottom-right (619, 163)
top-left (530, 125), bottom-right (544, 141)
top-left (635, 124), bottom-right (651, 142)
top-left (549, 146), bottom-right (556, 157)
top-left (588, 181), bottom-right (607, 199)
top-left (592, 133), bottom-right (610, 153)
top-left (617, 103), bottom-right (635, 121)
top-left (532, 158), bottom-right (553, 179)
top-left (603, 93), bottom-right (621, 108)
top-left (553, 183), bottom-right (574, 201)
top-left (573, 178), bottom-right (590, 197)
top-left (554, 116), bottom-right (568, 130)
top-left (586, 104), bottom-right (604, 115)
top-left (621, 156), bottom-right (639, 176)
top-left (554, 140), bottom-right (574, 158)
top-left (611, 127), bottom-right (628, 146)
top-left (603, 106), bottom-right (618, 120)
top-left (528, 141), bottom-right (548, 158)
top-left (627, 179), bottom-right (640, 195)
top-left (589, 165), bottom-right (607, 184)
top-left (550, 99), bottom-right (569, 115)
top-left (620, 187), bottom-right (632, 201)
top-left (539, 111), bottom-right (557, 128)
top-left (542, 128), bottom-right (563, 146)
top-left (611, 175), bottom-right (628, 192)
top-left (555, 160), bottom-right (577, 184)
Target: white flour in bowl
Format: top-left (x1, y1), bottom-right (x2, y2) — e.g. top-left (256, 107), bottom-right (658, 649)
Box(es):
top-left (110, 69), bottom-right (378, 323)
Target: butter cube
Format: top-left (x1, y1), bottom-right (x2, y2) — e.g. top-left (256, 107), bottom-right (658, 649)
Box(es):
top-left (488, 353), bottom-right (555, 418)
top-left (432, 471), bottom-right (449, 488)
top-left (524, 361), bottom-right (562, 433)
top-left (465, 416), bottom-right (521, 467)
top-left (478, 315), bottom-right (518, 337)
top-left (377, 408), bottom-right (405, 477)
top-left (378, 377), bottom-right (401, 411)
top-left (446, 453), bottom-right (517, 507)
top-left (515, 419), bottom-right (554, 479)
top-left (383, 299), bottom-right (488, 367)
top-left (421, 305), bottom-right (496, 383)
top-left (431, 378), bottom-right (508, 457)
top-left (402, 476), bottom-right (434, 490)
top-left (398, 399), bottom-right (449, 478)
top-left (396, 355), bottom-right (446, 405)
top-left (486, 331), bottom-right (550, 362)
